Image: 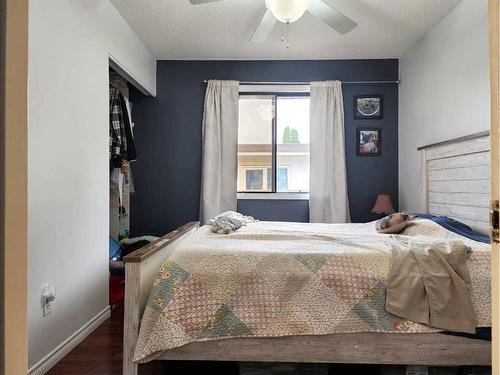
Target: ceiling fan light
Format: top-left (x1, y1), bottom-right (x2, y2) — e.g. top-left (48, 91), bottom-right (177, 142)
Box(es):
top-left (265, 0), bottom-right (310, 24)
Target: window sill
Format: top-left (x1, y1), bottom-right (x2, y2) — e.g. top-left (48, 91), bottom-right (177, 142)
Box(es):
top-left (237, 193), bottom-right (309, 200)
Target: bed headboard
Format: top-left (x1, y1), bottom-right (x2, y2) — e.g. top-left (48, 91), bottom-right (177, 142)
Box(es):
top-left (418, 131), bottom-right (490, 235)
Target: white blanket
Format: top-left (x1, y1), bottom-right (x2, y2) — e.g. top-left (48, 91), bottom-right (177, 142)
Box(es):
top-left (208, 211), bottom-right (257, 234)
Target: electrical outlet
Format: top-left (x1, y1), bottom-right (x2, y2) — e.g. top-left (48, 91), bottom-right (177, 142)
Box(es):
top-left (43, 302), bottom-right (52, 317)
top-left (41, 284), bottom-right (56, 317)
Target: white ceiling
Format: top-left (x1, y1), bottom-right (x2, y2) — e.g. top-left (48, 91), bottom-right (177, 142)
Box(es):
top-left (111, 0), bottom-right (461, 60)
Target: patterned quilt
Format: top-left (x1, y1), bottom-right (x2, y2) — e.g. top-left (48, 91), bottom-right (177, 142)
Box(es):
top-left (133, 219), bottom-right (491, 363)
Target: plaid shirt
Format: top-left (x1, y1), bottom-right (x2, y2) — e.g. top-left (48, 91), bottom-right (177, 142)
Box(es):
top-left (109, 85), bottom-right (127, 164)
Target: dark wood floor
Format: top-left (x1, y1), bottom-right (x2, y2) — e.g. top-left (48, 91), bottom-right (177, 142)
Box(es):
top-left (46, 304), bottom-right (241, 375)
top-left (46, 304), bottom-right (491, 375)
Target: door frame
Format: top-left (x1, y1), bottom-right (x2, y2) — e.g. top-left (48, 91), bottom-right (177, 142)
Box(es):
top-left (1, 0), bottom-right (29, 374)
top-left (489, 1), bottom-right (499, 374)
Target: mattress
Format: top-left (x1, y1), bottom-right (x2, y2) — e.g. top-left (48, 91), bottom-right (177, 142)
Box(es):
top-left (133, 219), bottom-right (491, 363)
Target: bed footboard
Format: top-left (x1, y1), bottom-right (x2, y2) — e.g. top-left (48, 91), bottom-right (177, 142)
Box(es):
top-left (122, 221), bottom-right (200, 375)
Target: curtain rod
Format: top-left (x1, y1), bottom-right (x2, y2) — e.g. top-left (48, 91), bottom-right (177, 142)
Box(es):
top-left (203, 80), bottom-right (399, 85)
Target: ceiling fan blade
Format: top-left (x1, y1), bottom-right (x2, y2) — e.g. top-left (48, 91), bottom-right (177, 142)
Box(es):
top-left (249, 8), bottom-right (277, 43)
top-left (308, 0), bottom-right (357, 35)
top-left (188, 0), bottom-right (224, 4)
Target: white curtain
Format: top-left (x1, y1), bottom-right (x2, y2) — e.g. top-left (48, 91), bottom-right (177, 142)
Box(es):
top-left (309, 81), bottom-right (350, 223)
top-left (199, 80), bottom-right (239, 224)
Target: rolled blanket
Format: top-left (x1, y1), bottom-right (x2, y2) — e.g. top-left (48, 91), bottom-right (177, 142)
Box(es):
top-left (208, 211), bottom-right (257, 234)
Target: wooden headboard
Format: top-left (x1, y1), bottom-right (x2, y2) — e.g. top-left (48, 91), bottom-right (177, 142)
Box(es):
top-left (418, 131), bottom-right (490, 235)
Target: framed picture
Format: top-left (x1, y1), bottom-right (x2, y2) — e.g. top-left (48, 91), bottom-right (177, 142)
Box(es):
top-left (354, 95), bottom-right (383, 119)
top-left (357, 128), bottom-right (381, 156)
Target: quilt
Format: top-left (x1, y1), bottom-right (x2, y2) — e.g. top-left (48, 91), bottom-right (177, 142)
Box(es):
top-left (134, 219), bottom-right (491, 362)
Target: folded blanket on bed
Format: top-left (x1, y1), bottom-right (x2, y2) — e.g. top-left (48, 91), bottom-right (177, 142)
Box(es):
top-left (385, 237), bottom-right (476, 333)
top-left (208, 211), bottom-right (257, 234)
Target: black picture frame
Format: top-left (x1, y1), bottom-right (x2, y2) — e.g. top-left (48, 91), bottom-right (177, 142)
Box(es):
top-left (357, 127), bottom-right (382, 157)
top-left (354, 95), bottom-right (383, 119)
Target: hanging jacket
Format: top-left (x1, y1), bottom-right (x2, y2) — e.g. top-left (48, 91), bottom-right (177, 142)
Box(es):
top-left (110, 85), bottom-right (127, 167)
top-left (118, 92), bottom-right (137, 162)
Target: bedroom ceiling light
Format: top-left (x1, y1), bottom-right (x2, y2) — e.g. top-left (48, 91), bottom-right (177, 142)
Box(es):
top-left (264, 0), bottom-right (310, 24)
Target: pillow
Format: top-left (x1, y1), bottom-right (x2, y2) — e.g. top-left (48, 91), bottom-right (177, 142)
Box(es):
top-left (376, 212), bottom-right (410, 234)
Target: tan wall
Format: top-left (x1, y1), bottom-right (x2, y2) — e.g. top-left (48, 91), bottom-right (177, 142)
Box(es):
top-left (1, 0), bottom-right (29, 374)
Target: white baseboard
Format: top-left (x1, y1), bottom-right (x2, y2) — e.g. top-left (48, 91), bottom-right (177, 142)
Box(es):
top-left (28, 306), bottom-right (112, 375)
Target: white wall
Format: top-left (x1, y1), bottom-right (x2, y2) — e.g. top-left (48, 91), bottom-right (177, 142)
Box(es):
top-left (398, 0), bottom-right (490, 212)
top-left (28, 0), bottom-right (156, 368)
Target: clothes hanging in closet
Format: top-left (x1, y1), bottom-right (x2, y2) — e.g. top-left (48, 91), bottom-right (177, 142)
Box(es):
top-left (119, 92), bottom-right (137, 162)
top-left (109, 84), bottom-right (137, 168)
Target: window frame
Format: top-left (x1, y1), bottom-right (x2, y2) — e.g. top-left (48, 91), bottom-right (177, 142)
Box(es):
top-left (238, 91), bottom-right (310, 195)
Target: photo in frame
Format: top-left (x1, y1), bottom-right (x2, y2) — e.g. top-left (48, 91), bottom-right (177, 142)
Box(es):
top-left (357, 127), bottom-right (381, 156)
top-left (354, 95), bottom-right (383, 119)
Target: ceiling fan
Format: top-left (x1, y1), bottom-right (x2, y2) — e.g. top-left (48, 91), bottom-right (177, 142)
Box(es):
top-left (188, 0), bottom-right (357, 45)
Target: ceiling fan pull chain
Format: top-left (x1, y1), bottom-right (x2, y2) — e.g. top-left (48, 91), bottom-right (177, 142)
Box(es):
top-left (286, 22), bottom-right (290, 48)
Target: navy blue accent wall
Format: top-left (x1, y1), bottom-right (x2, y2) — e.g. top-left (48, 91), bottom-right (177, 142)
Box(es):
top-left (130, 60), bottom-right (398, 236)
top-left (236, 200), bottom-right (310, 223)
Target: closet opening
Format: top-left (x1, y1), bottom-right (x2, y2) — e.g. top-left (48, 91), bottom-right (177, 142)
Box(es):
top-left (108, 61), bottom-right (152, 309)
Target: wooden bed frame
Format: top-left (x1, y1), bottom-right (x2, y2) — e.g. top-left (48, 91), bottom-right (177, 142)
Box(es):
top-left (122, 222), bottom-right (491, 375)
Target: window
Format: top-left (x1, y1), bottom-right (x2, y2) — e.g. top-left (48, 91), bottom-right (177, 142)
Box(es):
top-left (237, 94), bottom-right (310, 193)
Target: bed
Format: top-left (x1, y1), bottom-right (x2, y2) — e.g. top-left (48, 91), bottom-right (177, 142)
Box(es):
top-left (122, 132), bottom-right (492, 375)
